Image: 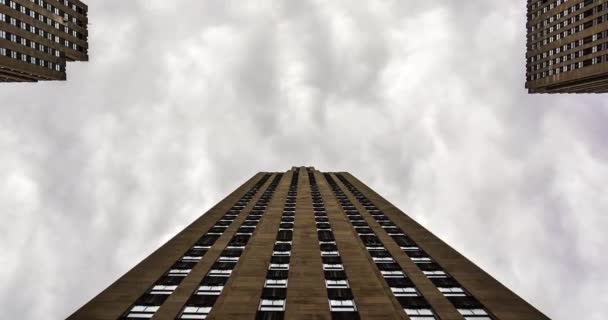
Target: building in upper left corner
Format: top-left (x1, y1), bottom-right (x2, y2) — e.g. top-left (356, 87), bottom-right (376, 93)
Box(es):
top-left (0, 0), bottom-right (88, 82)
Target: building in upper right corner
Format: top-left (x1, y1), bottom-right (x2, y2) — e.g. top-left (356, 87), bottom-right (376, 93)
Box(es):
top-left (526, 0), bottom-right (608, 93)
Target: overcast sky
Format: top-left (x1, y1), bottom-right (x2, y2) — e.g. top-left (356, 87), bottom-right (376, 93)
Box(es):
top-left (1, 1), bottom-right (606, 319)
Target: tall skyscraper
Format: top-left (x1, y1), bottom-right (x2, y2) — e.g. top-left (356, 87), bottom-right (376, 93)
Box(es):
top-left (526, 0), bottom-right (608, 93)
top-left (69, 167), bottom-right (550, 320)
top-left (0, 0), bottom-right (88, 82)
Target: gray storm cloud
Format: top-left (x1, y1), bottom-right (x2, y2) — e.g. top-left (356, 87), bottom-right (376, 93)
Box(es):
top-left (0, 1), bottom-right (606, 319)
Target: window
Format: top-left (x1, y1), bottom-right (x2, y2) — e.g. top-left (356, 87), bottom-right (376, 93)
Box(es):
top-left (269, 263), bottom-right (289, 270)
top-left (197, 285), bottom-right (224, 295)
top-left (208, 269), bottom-right (232, 277)
top-left (423, 270), bottom-right (446, 278)
top-left (323, 264), bottom-right (344, 271)
top-left (168, 269), bottom-right (191, 276)
top-left (179, 306), bottom-right (211, 319)
top-left (126, 305), bottom-right (160, 319)
top-left (381, 270), bottom-right (405, 278)
top-left (150, 285), bottom-right (177, 295)
top-left (373, 257), bottom-right (394, 262)
top-left (321, 250), bottom-right (339, 256)
top-left (182, 256), bottom-right (202, 262)
top-left (326, 280), bottom-right (349, 288)
top-left (458, 308), bottom-right (492, 319)
top-left (259, 299), bottom-right (285, 311)
top-left (218, 256), bottom-right (239, 262)
top-left (391, 287), bottom-right (419, 297)
top-left (405, 308), bottom-right (436, 320)
top-left (272, 250), bottom-right (290, 256)
top-left (329, 299), bottom-right (357, 312)
top-left (265, 279), bottom-right (287, 288)
top-left (439, 287), bottom-right (466, 297)
top-left (318, 230), bottom-right (335, 241)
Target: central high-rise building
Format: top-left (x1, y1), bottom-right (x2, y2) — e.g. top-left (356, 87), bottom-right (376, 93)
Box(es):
top-left (69, 167), bottom-right (551, 320)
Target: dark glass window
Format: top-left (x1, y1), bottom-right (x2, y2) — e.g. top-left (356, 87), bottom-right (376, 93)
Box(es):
top-left (267, 270), bottom-right (289, 280)
top-left (391, 235), bottom-right (415, 247)
top-left (156, 276), bottom-right (183, 286)
top-left (447, 296), bottom-right (483, 308)
top-left (322, 256), bottom-right (342, 264)
top-left (279, 223), bottom-right (294, 229)
top-left (405, 250), bottom-right (428, 258)
top-left (359, 235), bottom-right (381, 246)
top-left (324, 271), bottom-right (347, 280)
top-left (256, 311), bottom-right (284, 320)
top-left (274, 243), bottom-right (291, 251)
top-left (396, 296), bottom-right (430, 308)
top-left (221, 249), bottom-right (242, 257)
top-left (327, 288), bottom-right (354, 300)
top-left (416, 262), bottom-right (442, 271)
top-left (187, 294), bottom-right (218, 307)
top-left (368, 250), bottom-right (391, 258)
top-left (172, 261), bottom-right (197, 269)
top-left (331, 311), bottom-right (360, 320)
top-left (316, 223), bottom-right (331, 229)
top-left (320, 243), bottom-right (338, 252)
top-left (386, 277), bottom-right (414, 288)
top-left (238, 227), bottom-right (255, 234)
top-left (430, 277), bottom-right (459, 287)
top-left (212, 262), bottom-right (236, 270)
top-left (196, 234), bottom-right (220, 246)
top-left (201, 276), bottom-right (229, 286)
top-left (185, 248), bottom-right (207, 257)
top-left (276, 230), bottom-right (293, 241)
top-left (229, 235), bottom-right (251, 246)
top-left (261, 288), bottom-right (287, 299)
top-left (271, 256), bottom-right (290, 264)
top-left (134, 294), bottom-right (168, 306)
top-left (376, 263), bottom-right (401, 271)
top-left (317, 230), bottom-right (335, 241)
top-left (208, 227), bottom-right (227, 233)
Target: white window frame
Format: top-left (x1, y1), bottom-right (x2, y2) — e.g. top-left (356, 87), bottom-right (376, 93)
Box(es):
top-left (325, 280), bottom-right (349, 289)
top-left (265, 279), bottom-right (287, 288)
top-left (391, 287), bottom-right (419, 297)
top-left (180, 306), bottom-right (212, 319)
top-left (197, 285), bottom-right (224, 295)
top-left (168, 269), bottom-right (191, 276)
top-left (269, 263), bottom-right (289, 270)
top-left (328, 299), bottom-right (357, 312)
top-left (259, 299), bottom-right (286, 311)
top-left (150, 285), bottom-right (178, 295)
top-left (208, 269), bottom-right (232, 277)
top-left (323, 264), bottom-right (344, 271)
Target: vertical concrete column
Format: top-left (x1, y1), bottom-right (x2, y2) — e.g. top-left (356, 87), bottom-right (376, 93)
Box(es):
top-left (68, 172), bottom-right (267, 320)
top-left (209, 171), bottom-right (293, 319)
top-left (154, 174), bottom-right (279, 320)
top-left (284, 167), bottom-right (332, 319)
top-left (316, 170), bottom-right (406, 320)
top-left (330, 173), bottom-right (463, 320)
top-left (340, 172), bottom-right (550, 320)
